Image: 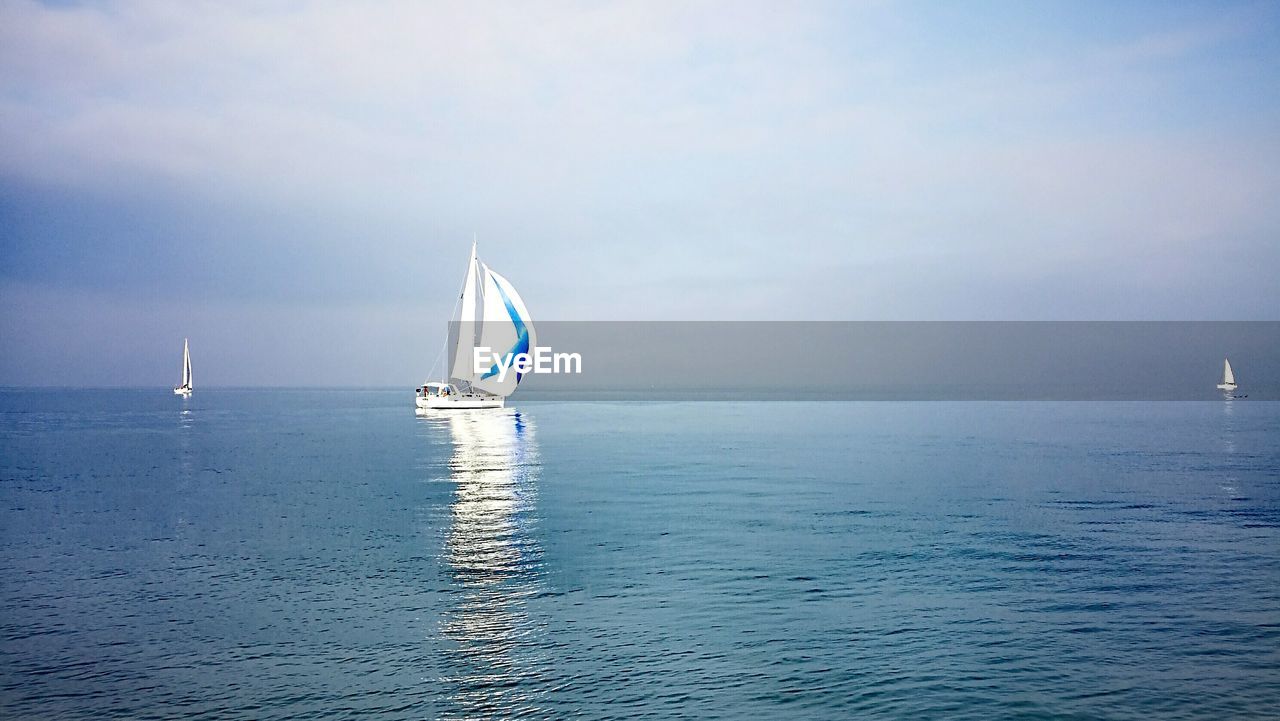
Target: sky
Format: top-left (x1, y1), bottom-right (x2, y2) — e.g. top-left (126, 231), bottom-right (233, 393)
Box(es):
top-left (1, 0), bottom-right (1278, 386)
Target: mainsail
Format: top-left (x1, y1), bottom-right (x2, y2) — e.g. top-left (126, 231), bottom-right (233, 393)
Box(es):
top-left (182, 338), bottom-right (192, 389)
top-left (447, 244), bottom-right (481, 385)
top-left (443, 246), bottom-right (536, 398)
top-left (1223, 358), bottom-right (1235, 386)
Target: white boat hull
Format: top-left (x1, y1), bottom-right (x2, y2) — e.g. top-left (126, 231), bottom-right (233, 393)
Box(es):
top-left (173, 387), bottom-right (192, 396)
top-left (416, 395), bottom-right (504, 410)
top-left (1217, 383), bottom-right (1237, 392)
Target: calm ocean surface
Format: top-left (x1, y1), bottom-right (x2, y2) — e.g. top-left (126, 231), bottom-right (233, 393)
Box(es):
top-left (1, 390), bottom-right (1278, 719)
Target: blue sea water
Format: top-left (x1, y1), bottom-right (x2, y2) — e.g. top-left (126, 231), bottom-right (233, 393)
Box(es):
top-left (1, 390), bottom-right (1278, 719)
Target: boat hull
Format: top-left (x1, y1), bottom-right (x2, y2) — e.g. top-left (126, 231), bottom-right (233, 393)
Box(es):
top-left (173, 387), bottom-right (192, 396)
top-left (415, 395), bottom-right (504, 410)
top-left (1217, 383), bottom-right (1237, 392)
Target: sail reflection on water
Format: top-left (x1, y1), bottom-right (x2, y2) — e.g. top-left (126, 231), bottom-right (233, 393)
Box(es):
top-left (427, 408), bottom-right (547, 718)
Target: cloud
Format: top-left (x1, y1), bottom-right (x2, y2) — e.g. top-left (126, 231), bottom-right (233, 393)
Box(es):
top-left (0, 2), bottom-right (834, 201)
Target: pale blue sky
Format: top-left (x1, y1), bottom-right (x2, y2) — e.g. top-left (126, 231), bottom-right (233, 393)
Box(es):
top-left (1, 1), bottom-right (1278, 385)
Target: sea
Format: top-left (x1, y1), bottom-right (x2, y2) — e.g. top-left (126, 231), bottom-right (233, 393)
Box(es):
top-left (1, 390), bottom-right (1278, 720)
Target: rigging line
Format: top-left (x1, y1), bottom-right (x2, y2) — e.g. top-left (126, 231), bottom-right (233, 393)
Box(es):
top-left (425, 333), bottom-right (448, 384)
top-left (426, 262), bottom-right (469, 383)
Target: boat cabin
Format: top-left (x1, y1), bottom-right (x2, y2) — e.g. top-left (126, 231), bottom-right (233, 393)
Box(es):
top-left (417, 382), bottom-right (457, 399)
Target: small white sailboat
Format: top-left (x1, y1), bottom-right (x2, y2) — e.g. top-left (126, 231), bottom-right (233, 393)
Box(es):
top-left (173, 338), bottom-right (193, 396)
top-left (1216, 358), bottom-right (1238, 393)
top-left (416, 242), bottom-right (536, 411)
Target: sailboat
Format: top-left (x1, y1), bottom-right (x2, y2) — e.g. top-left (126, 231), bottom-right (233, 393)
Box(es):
top-left (416, 242), bottom-right (536, 410)
top-left (173, 338), bottom-right (193, 396)
top-left (1217, 358), bottom-right (1238, 393)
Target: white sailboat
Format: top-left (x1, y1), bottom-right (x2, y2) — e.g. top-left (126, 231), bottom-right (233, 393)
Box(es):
top-left (416, 242), bottom-right (536, 411)
top-left (1216, 358), bottom-right (1238, 393)
top-left (173, 338), bottom-right (193, 396)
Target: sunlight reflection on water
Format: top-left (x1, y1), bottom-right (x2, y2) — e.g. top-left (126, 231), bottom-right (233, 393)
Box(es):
top-left (422, 409), bottom-right (547, 719)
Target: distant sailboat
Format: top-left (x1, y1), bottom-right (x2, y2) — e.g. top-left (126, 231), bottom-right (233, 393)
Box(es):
top-left (1216, 358), bottom-right (1237, 393)
top-left (416, 242), bottom-right (536, 410)
top-left (173, 338), bottom-right (192, 396)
